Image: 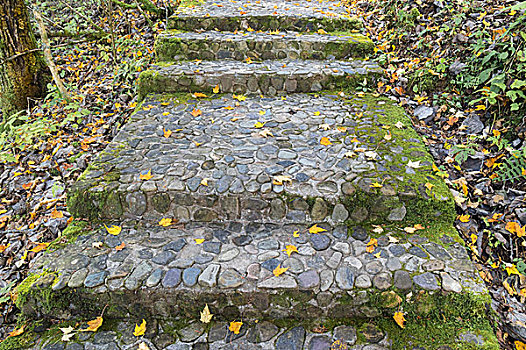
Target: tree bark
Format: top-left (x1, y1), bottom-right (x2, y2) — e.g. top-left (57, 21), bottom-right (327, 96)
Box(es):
top-left (0, 0), bottom-right (50, 117)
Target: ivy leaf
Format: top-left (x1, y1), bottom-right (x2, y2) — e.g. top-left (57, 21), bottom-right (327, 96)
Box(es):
top-left (133, 319), bottom-right (146, 337)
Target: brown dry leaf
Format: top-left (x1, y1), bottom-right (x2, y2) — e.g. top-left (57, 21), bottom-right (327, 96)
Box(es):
top-left (82, 316), bottom-right (103, 332)
top-left (259, 129), bottom-right (273, 138)
top-left (273, 264), bottom-right (289, 277)
top-left (393, 312), bottom-right (406, 329)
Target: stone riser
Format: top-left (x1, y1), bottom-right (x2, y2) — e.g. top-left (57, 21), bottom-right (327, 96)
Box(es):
top-left (138, 61), bottom-right (381, 97)
top-left (168, 15), bottom-right (362, 33)
top-left (155, 34), bottom-right (374, 62)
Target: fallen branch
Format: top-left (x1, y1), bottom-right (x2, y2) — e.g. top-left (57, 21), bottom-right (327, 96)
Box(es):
top-left (33, 9), bottom-right (71, 101)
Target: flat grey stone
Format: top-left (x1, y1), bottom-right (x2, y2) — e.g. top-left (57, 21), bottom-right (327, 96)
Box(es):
top-left (198, 264), bottom-right (220, 287)
top-left (413, 272), bottom-right (440, 290)
top-left (275, 326), bottom-right (305, 350)
top-left (258, 275), bottom-right (297, 289)
top-left (218, 268), bottom-right (244, 288)
top-left (335, 266), bottom-right (354, 290)
top-left (298, 270), bottom-right (320, 289)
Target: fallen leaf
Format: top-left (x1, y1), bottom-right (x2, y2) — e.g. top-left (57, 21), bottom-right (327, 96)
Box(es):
top-left (515, 341), bottom-right (526, 350)
top-left (115, 242), bottom-right (126, 251)
top-left (404, 227), bottom-right (417, 234)
top-left (395, 121), bottom-right (404, 129)
top-left (425, 183), bottom-right (435, 191)
top-left (366, 238), bottom-right (378, 253)
top-left (393, 312), bottom-right (406, 329)
top-left (191, 109), bottom-right (202, 117)
top-left (293, 230), bottom-right (300, 238)
top-left (200, 178), bottom-right (209, 186)
top-left (200, 304), bottom-right (213, 323)
top-left (29, 242), bottom-right (50, 253)
top-left (407, 160), bottom-right (421, 168)
top-left (319, 124), bottom-right (331, 130)
top-left (8, 325), bottom-right (25, 338)
top-left (159, 218), bottom-right (173, 227)
top-left (104, 224), bottom-right (122, 236)
top-left (0, 244), bottom-right (10, 253)
top-left (283, 245), bottom-right (298, 257)
top-left (254, 121), bottom-right (266, 128)
top-left (384, 132), bottom-right (392, 141)
top-left (309, 224), bottom-right (327, 234)
top-left (370, 182), bottom-right (383, 188)
top-left (139, 169), bottom-right (153, 181)
top-left (82, 316), bottom-right (103, 332)
top-left (193, 92), bottom-right (208, 98)
top-left (195, 238), bottom-right (205, 245)
top-left (506, 222), bottom-right (526, 237)
top-left (259, 129), bottom-right (273, 138)
top-left (229, 321), bottom-right (243, 334)
top-left (458, 214), bottom-right (470, 223)
top-left (273, 175), bottom-right (292, 185)
top-left (134, 319), bottom-right (146, 337)
top-left (213, 85), bottom-right (220, 94)
top-left (273, 264), bottom-right (289, 276)
top-left (92, 241), bottom-right (103, 249)
top-left (60, 326), bottom-right (75, 342)
top-left (139, 342), bottom-right (150, 350)
top-left (233, 94), bottom-right (246, 102)
top-left (163, 128), bottom-right (172, 138)
top-left (320, 137), bottom-right (332, 146)
top-left (51, 208), bottom-right (63, 218)
top-left (372, 225), bottom-right (384, 234)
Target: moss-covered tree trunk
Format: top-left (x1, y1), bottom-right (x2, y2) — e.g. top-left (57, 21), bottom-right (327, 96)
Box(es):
top-left (0, 0), bottom-right (49, 117)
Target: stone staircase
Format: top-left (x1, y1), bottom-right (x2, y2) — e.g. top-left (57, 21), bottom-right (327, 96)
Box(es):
top-left (14, 1), bottom-right (499, 349)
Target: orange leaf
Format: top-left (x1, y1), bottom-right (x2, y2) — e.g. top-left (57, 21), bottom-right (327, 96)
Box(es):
top-left (82, 316), bottom-right (103, 332)
top-left (51, 209), bottom-right (64, 219)
top-left (115, 242), bottom-right (126, 251)
top-left (193, 93), bottom-right (208, 98)
top-left (393, 312), bottom-right (406, 329)
top-left (229, 321), bottom-right (243, 334)
top-left (0, 244), bottom-right (9, 253)
top-left (458, 214), bottom-right (470, 223)
top-left (8, 325), bottom-right (25, 338)
top-left (30, 242), bottom-right (50, 253)
top-left (191, 109), bottom-right (202, 117)
top-left (366, 238), bottom-right (378, 253)
top-left (273, 264), bottom-right (289, 277)
top-left (163, 128), bottom-right (172, 138)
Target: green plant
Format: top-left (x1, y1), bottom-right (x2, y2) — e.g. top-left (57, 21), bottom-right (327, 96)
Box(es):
top-left (0, 282), bottom-right (14, 304)
top-left (496, 147), bottom-right (526, 182)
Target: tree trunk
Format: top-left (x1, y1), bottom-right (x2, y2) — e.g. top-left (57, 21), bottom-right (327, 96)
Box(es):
top-left (0, 0), bottom-right (50, 117)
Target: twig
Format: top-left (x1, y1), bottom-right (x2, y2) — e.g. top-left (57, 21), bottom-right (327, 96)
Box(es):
top-left (33, 9), bottom-right (71, 101)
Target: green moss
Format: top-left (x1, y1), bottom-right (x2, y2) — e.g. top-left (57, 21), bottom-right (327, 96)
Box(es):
top-left (49, 220), bottom-right (89, 251)
top-left (14, 270), bottom-right (63, 318)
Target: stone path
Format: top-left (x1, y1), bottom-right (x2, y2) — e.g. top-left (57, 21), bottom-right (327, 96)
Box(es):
top-left (16, 1), bottom-right (499, 349)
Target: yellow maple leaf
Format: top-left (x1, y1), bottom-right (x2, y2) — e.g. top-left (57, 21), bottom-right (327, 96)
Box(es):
top-left (320, 137), bottom-right (332, 146)
top-left (195, 238), bottom-right (205, 245)
top-left (283, 245), bottom-right (298, 257)
top-left (273, 264), bottom-right (289, 276)
top-left (193, 92), bottom-right (208, 98)
top-left (200, 304), bottom-right (213, 323)
top-left (229, 321), bottom-right (243, 334)
top-left (139, 169), bottom-right (153, 181)
top-left (425, 182), bottom-right (435, 191)
top-left (506, 222), bottom-right (526, 237)
top-left (233, 94), bottom-right (246, 102)
top-left (159, 218), bottom-right (173, 227)
top-left (213, 85), bottom-right (220, 94)
top-left (104, 224), bottom-right (122, 236)
top-left (191, 109), bottom-right (202, 117)
top-left (163, 128), bottom-right (172, 138)
top-left (8, 325), bottom-right (25, 338)
top-left (0, 243), bottom-right (10, 253)
top-left (516, 341), bottom-right (526, 350)
top-left (133, 319), bottom-right (146, 337)
top-left (82, 316), bottom-right (103, 332)
top-left (506, 264), bottom-right (521, 276)
top-left (393, 312), bottom-right (406, 329)
top-left (458, 214), bottom-right (470, 223)
top-left (309, 224), bottom-right (327, 234)
top-left (200, 178), bottom-right (209, 187)
top-left (254, 121), bottom-right (266, 129)
top-left (51, 208), bottom-right (63, 218)
top-left (293, 230), bottom-right (300, 238)
top-left (370, 182), bottom-right (383, 188)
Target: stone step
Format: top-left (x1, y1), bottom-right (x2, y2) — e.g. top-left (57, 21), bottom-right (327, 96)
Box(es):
top-left (19, 220), bottom-right (497, 350)
top-left (138, 59), bottom-right (382, 96)
top-left (169, 0), bottom-right (362, 32)
top-left (66, 93), bottom-right (451, 225)
top-left (155, 30), bottom-right (374, 62)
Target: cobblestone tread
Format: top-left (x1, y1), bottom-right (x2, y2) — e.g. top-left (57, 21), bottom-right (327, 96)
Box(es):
top-left (155, 30), bottom-right (374, 62)
top-left (30, 221), bottom-right (484, 320)
top-left (67, 93), bottom-right (449, 222)
top-left (139, 59), bottom-right (381, 97)
top-left (170, 0), bottom-right (362, 32)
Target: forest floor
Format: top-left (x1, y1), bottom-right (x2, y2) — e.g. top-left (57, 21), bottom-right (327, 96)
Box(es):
top-left (0, 0), bottom-right (525, 349)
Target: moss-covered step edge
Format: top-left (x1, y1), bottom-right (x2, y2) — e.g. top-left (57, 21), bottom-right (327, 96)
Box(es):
top-left (154, 30), bottom-right (375, 62)
top-left (9, 271), bottom-right (498, 350)
top-left (167, 14), bottom-right (363, 32)
top-left (136, 63), bottom-right (382, 99)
